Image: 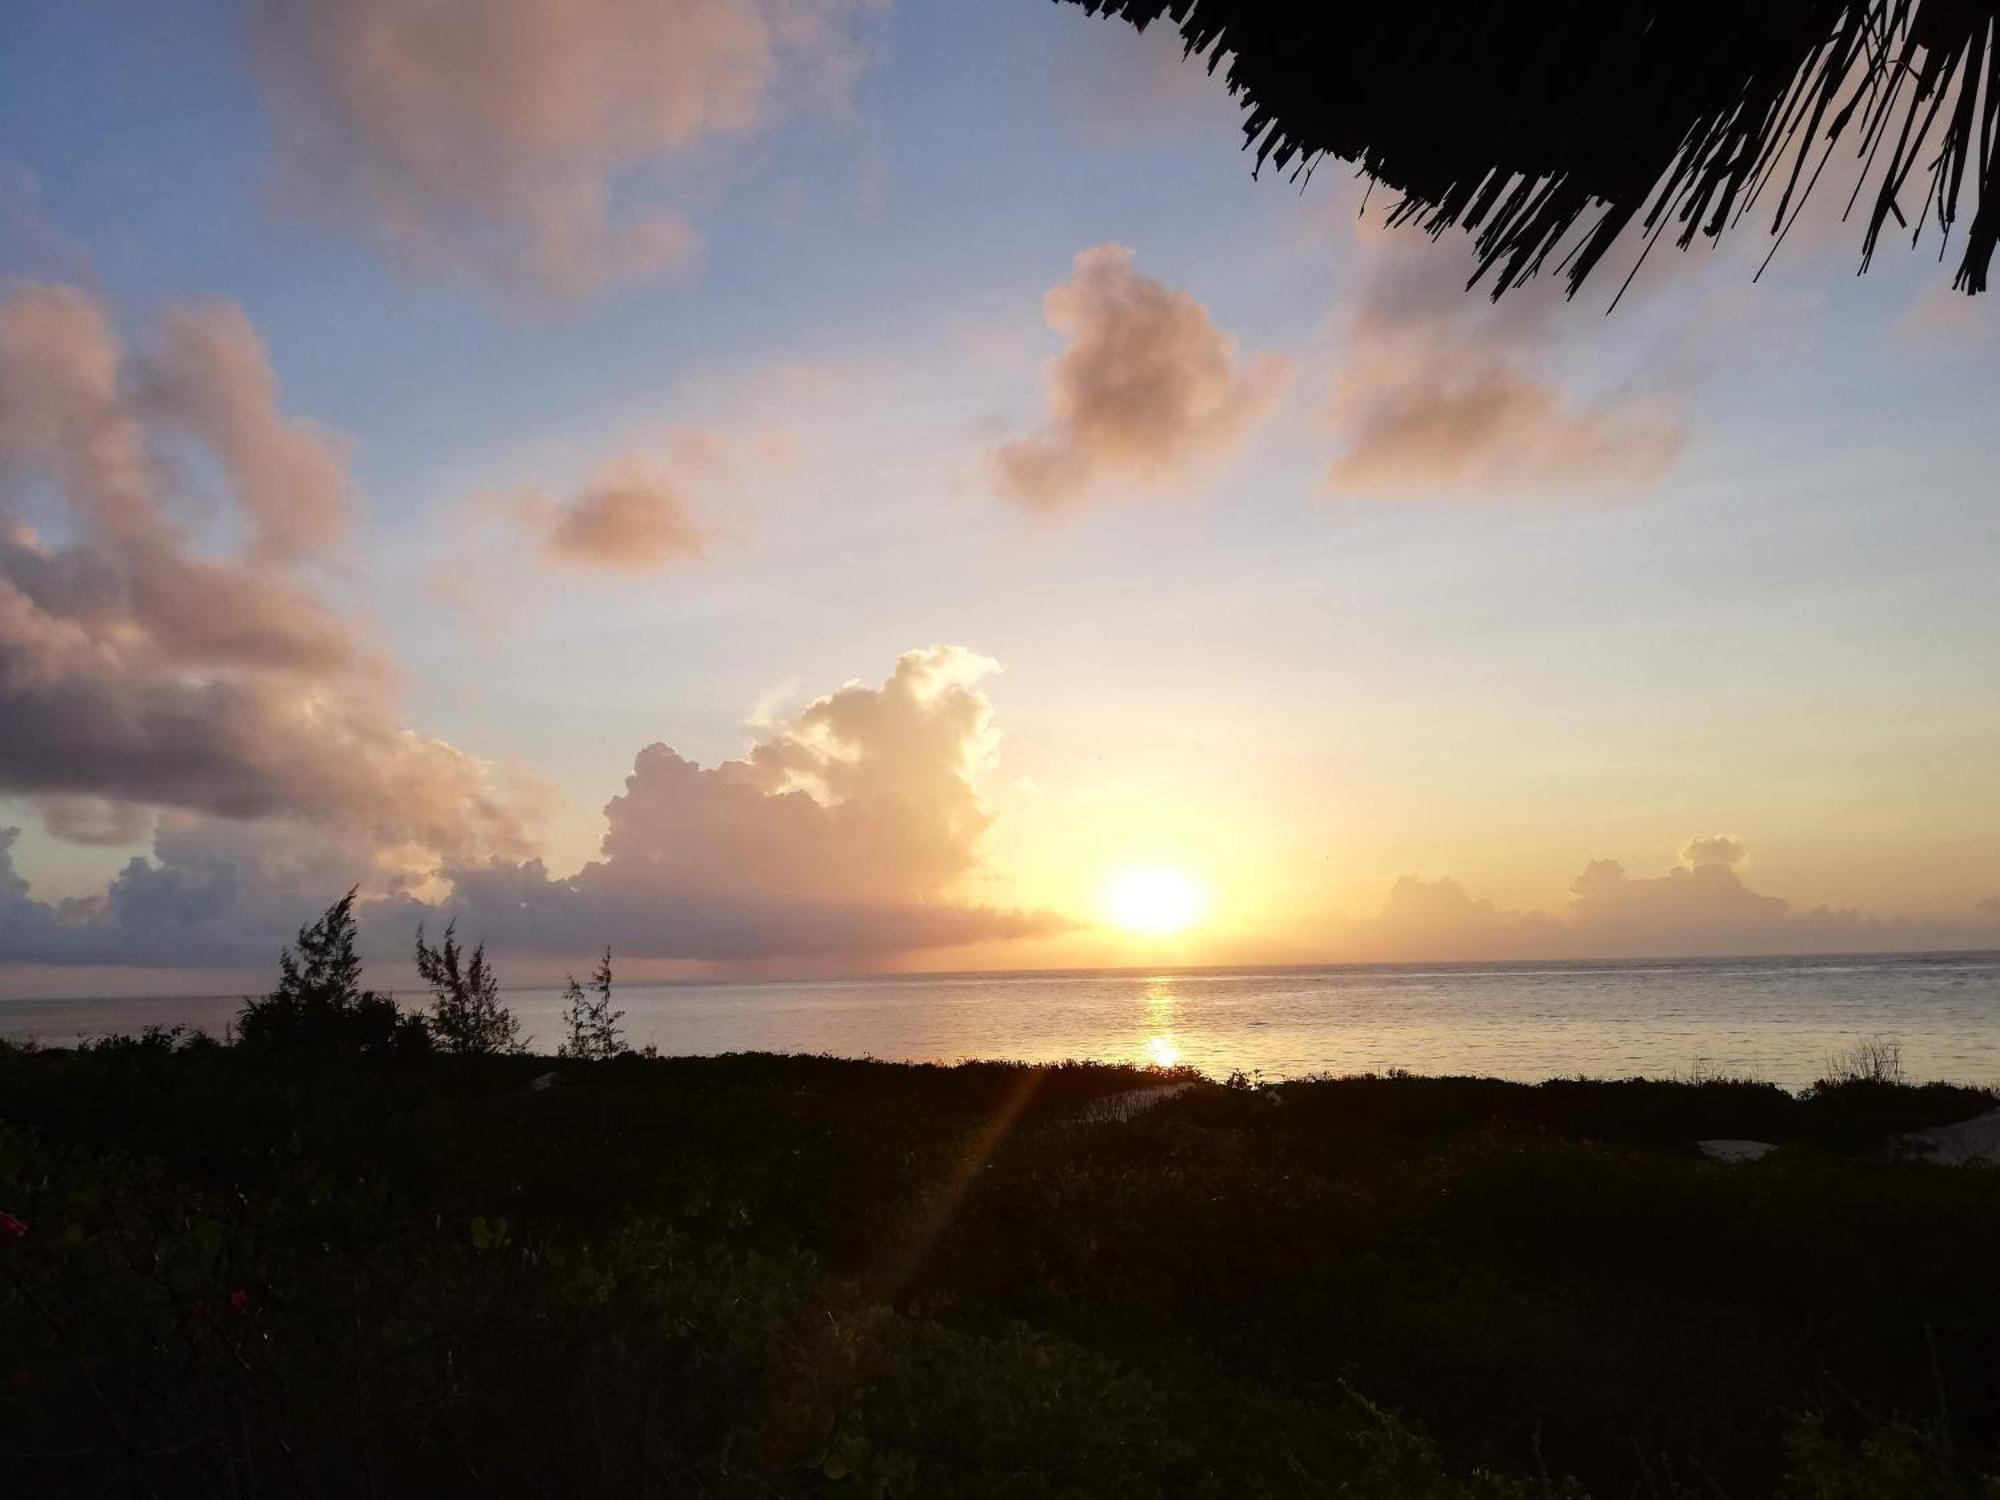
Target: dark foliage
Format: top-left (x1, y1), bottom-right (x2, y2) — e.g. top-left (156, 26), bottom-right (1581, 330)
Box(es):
top-left (236, 889), bottom-right (426, 1057)
top-left (1062, 1), bottom-right (2000, 299)
top-left (415, 921), bottom-right (521, 1057)
top-left (558, 949), bottom-right (626, 1061)
top-left (3, 1037), bottom-right (1996, 1497)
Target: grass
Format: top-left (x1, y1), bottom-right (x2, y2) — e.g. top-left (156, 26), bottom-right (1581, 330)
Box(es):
top-left (3, 1035), bottom-right (1997, 1496)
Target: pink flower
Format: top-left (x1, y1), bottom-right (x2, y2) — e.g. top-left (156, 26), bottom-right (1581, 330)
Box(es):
top-left (228, 1288), bottom-right (250, 1316)
top-left (5, 1369), bottom-right (30, 1392)
top-left (0, 1211), bottom-right (26, 1242)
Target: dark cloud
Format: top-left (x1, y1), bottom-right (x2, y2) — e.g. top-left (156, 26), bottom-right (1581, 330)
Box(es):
top-left (34, 794), bottom-right (153, 848)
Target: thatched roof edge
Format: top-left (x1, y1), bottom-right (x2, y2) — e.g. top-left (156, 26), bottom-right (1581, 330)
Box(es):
top-left (1062, 0), bottom-right (2000, 299)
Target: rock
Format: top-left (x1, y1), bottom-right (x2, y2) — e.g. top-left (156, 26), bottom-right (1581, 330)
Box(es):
top-left (527, 1070), bottom-right (561, 1093)
top-left (1698, 1139), bottom-right (1776, 1164)
top-left (1082, 1081), bottom-right (1195, 1123)
top-left (1892, 1107), bottom-right (2000, 1166)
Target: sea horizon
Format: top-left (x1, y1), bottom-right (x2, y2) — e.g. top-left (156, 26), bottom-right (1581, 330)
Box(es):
top-left (10, 949), bottom-right (1997, 1091)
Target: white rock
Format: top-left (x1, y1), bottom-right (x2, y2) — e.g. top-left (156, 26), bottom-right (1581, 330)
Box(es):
top-left (1698, 1138), bottom-right (1776, 1163)
top-left (1893, 1107), bottom-right (2000, 1166)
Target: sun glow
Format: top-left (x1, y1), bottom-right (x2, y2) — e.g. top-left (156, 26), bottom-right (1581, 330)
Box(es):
top-left (1101, 865), bottom-right (1212, 938)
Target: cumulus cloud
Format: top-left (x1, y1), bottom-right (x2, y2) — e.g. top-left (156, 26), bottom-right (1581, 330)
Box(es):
top-left (138, 300), bottom-right (351, 561)
top-left (1679, 833), bottom-right (1747, 870)
top-left (1565, 855), bottom-right (1792, 954)
top-left (2, 646), bottom-right (1066, 972)
top-left (1325, 232), bottom-right (1684, 495)
top-left (1357, 837), bottom-right (2000, 961)
top-left (249, 0), bottom-right (876, 302)
top-left (0, 281), bottom-right (529, 862)
top-left (0, 815), bottom-right (460, 968)
top-left (433, 645), bottom-right (1064, 958)
top-left (505, 428), bottom-right (749, 576)
top-left (992, 244), bottom-right (1288, 512)
top-left (1367, 874), bottom-right (1565, 961)
top-left (539, 459), bottom-right (709, 571)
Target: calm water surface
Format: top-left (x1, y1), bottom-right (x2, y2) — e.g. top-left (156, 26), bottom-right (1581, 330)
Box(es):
top-left (5, 952), bottom-right (1997, 1090)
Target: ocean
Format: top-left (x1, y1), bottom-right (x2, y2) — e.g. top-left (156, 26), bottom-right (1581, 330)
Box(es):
top-left (5, 951), bottom-right (1998, 1089)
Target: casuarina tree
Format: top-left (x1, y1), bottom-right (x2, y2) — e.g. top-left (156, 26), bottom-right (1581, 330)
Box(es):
top-left (237, 889), bottom-right (420, 1054)
top-left (415, 922), bottom-right (521, 1056)
top-left (558, 948), bottom-right (625, 1060)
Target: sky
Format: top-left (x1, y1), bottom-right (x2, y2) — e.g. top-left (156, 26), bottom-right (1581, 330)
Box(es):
top-left (3, 0), bottom-right (1999, 998)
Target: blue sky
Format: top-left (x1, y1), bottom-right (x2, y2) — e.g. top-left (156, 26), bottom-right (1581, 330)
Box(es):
top-left (3, 1), bottom-right (1998, 995)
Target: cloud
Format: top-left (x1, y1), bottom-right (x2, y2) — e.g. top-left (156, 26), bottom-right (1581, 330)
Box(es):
top-left (1357, 837), bottom-right (2000, 961)
top-left (2, 646), bottom-right (1067, 971)
top-left (536, 455), bottom-right (710, 572)
top-left (0, 815), bottom-right (456, 968)
top-left (433, 645), bottom-right (1065, 958)
top-left (1679, 833), bottom-right (1747, 870)
top-left (34, 794), bottom-right (153, 848)
top-left (518, 445), bottom-right (723, 573)
top-left (137, 300), bottom-right (351, 562)
top-left (249, 0), bottom-right (877, 302)
top-left (1324, 231), bottom-right (1684, 495)
top-left (1564, 855), bottom-right (1793, 954)
top-left (992, 244), bottom-right (1288, 512)
top-left (0, 281), bottom-right (529, 862)
top-left (1367, 874), bottom-right (1565, 961)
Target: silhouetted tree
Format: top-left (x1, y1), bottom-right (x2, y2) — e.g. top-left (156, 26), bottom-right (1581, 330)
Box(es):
top-left (415, 922), bottom-right (521, 1056)
top-left (558, 947), bottom-right (625, 1060)
top-left (237, 889), bottom-right (423, 1055)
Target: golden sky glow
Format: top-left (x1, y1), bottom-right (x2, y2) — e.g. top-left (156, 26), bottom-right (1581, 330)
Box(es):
top-left (1, 2), bottom-right (1998, 1000)
top-left (1101, 864), bottom-right (1213, 938)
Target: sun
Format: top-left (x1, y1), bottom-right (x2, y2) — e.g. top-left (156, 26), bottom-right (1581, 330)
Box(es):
top-left (1101, 865), bottom-right (1212, 938)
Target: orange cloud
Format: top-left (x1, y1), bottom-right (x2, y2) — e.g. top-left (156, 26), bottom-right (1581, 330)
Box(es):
top-left (249, 0), bottom-right (876, 302)
top-left (993, 244), bottom-right (1288, 512)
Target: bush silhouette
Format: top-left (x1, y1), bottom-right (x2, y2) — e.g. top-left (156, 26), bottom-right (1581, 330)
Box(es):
top-left (415, 921), bottom-right (521, 1056)
top-left (236, 889), bottom-right (424, 1056)
top-left (558, 948), bottom-right (625, 1060)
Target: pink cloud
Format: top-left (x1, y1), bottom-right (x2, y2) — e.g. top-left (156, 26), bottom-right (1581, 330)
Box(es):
top-left (0, 282), bottom-right (529, 863)
top-left (1325, 231), bottom-right (1684, 495)
top-left (249, 0), bottom-right (877, 302)
top-left (531, 453), bottom-right (712, 572)
top-left (993, 244), bottom-right (1288, 512)
top-left (0, 646), bottom-right (1066, 968)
